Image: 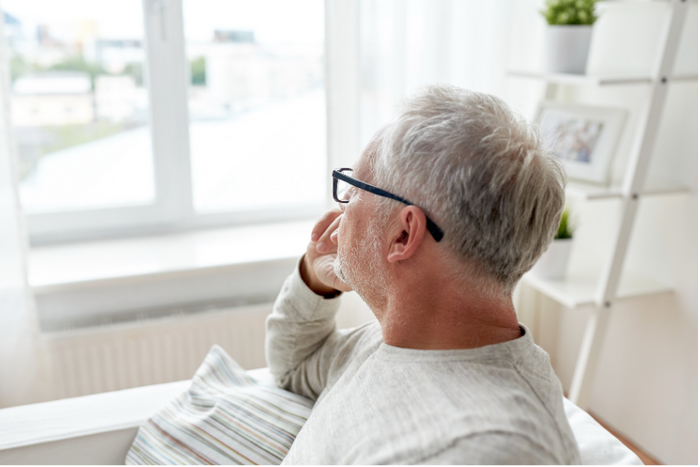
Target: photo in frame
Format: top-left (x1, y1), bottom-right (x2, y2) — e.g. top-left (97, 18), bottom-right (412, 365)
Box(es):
top-left (536, 102), bottom-right (627, 184)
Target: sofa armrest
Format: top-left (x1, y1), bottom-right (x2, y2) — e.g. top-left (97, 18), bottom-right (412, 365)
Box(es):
top-left (0, 380), bottom-right (189, 465)
top-left (0, 368), bottom-right (272, 465)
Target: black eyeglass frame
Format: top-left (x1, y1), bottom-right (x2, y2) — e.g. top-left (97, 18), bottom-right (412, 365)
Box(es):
top-left (332, 168), bottom-right (444, 242)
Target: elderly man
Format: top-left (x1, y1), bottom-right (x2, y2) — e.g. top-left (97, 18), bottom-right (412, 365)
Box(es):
top-left (266, 85), bottom-right (581, 464)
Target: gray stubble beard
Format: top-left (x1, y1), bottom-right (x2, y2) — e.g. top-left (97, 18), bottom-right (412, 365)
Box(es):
top-left (333, 221), bottom-right (388, 308)
top-left (333, 256), bottom-right (348, 284)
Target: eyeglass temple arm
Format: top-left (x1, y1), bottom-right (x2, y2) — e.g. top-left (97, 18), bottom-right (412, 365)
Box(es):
top-left (333, 169), bottom-right (444, 242)
top-left (425, 218), bottom-right (444, 242)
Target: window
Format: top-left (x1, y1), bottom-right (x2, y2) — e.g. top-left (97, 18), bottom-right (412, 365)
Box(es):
top-left (6, 0), bottom-right (155, 215)
top-left (182, 0), bottom-right (325, 214)
top-left (2, 0), bottom-right (326, 243)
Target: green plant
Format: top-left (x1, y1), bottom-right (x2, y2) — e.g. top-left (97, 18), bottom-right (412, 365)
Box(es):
top-left (556, 209), bottom-right (574, 240)
top-left (541, 0), bottom-right (599, 26)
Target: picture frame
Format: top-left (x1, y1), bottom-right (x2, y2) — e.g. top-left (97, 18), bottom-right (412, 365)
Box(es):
top-left (536, 101), bottom-right (627, 184)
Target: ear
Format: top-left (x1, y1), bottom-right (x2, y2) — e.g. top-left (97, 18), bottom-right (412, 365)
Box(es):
top-left (386, 206), bottom-right (427, 263)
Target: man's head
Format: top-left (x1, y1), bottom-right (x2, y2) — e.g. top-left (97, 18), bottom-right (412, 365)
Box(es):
top-left (336, 85), bottom-right (565, 299)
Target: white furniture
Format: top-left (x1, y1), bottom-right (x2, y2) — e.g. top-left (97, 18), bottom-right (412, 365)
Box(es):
top-left (510, 0), bottom-right (695, 410)
top-left (0, 368), bottom-right (641, 465)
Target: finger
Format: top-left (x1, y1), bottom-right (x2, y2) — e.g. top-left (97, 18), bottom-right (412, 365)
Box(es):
top-left (332, 276), bottom-right (353, 293)
top-left (314, 254), bottom-right (353, 293)
top-left (316, 214), bottom-right (342, 253)
top-left (311, 209), bottom-right (342, 242)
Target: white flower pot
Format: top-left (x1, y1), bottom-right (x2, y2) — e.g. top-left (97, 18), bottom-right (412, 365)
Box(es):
top-left (530, 238), bottom-right (574, 280)
top-left (545, 25), bottom-right (593, 74)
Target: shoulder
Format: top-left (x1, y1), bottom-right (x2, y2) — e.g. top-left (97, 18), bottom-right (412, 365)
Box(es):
top-left (326, 319), bottom-right (383, 362)
top-left (367, 340), bottom-right (580, 464)
top-left (322, 319), bottom-right (383, 384)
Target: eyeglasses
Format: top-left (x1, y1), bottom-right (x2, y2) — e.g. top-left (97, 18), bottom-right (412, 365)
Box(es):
top-left (332, 168), bottom-right (444, 242)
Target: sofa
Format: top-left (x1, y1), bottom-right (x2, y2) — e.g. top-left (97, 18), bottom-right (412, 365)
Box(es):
top-left (0, 368), bottom-right (642, 465)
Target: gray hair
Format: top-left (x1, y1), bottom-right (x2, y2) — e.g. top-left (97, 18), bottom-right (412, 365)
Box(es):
top-left (372, 85), bottom-right (566, 294)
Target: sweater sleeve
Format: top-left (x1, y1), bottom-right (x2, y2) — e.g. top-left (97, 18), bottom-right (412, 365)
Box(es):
top-left (414, 433), bottom-right (561, 465)
top-left (265, 259), bottom-right (379, 401)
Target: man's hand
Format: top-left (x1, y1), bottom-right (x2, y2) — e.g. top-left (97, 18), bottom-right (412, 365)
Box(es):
top-left (300, 209), bottom-right (353, 296)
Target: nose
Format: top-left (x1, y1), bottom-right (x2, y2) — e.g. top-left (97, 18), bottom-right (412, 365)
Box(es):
top-left (330, 213), bottom-right (343, 244)
top-left (339, 201), bottom-right (346, 212)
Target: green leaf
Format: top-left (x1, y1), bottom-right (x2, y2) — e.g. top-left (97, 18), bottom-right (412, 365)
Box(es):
top-left (556, 209), bottom-right (574, 239)
top-left (541, 0), bottom-right (600, 25)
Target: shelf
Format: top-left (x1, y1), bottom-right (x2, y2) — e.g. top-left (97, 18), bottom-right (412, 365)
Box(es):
top-left (672, 74), bottom-right (700, 82)
top-left (515, 0), bottom-right (691, 410)
top-left (642, 179), bottom-right (692, 196)
top-left (508, 70), bottom-right (650, 85)
top-left (522, 269), bottom-right (672, 309)
top-left (507, 70), bottom-right (697, 85)
top-left (565, 179), bottom-right (690, 200)
top-left (566, 182), bottom-right (623, 200)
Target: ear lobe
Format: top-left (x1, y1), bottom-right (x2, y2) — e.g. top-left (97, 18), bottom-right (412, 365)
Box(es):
top-left (386, 207), bottom-right (427, 263)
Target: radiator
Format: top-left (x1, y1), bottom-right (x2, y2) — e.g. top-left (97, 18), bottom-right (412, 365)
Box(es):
top-left (40, 303), bottom-right (273, 401)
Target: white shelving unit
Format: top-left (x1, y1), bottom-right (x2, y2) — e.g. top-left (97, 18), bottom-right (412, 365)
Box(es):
top-left (509, 0), bottom-right (694, 410)
top-left (508, 70), bottom-right (698, 86)
top-left (564, 178), bottom-right (690, 200)
top-left (522, 269), bottom-right (673, 310)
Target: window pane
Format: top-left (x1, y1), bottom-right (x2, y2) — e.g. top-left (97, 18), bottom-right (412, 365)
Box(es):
top-left (183, 0), bottom-right (325, 213)
top-left (4, 0), bottom-right (154, 212)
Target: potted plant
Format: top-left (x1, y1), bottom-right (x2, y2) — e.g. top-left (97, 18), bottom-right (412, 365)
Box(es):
top-left (541, 0), bottom-right (600, 74)
top-left (530, 208), bottom-right (575, 279)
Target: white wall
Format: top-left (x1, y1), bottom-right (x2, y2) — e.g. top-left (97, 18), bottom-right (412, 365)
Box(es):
top-left (357, 0), bottom-right (512, 147)
top-left (509, 1), bottom-right (698, 464)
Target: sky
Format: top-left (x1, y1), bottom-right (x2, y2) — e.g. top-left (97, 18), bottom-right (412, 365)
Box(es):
top-left (2, 0), bottom-right (324, 44)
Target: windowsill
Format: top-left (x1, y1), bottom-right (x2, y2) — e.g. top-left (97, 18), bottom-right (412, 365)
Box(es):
top-left (29, 220), bottom-right (316, 329)
top-left (29, 219), bottom-right (315, 292)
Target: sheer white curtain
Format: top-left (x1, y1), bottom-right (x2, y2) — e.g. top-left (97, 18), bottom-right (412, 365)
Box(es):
top-left (358, 0), bottom-right (512, 146)
top-left (0, 6), bottom-right (43, 408)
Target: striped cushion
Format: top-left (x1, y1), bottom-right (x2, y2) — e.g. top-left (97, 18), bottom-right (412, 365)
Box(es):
top-left (126, 345), bottom-right (313, 465)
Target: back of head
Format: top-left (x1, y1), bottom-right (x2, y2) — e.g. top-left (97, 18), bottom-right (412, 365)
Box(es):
top-left (373, 85), bottom-right (566, 294)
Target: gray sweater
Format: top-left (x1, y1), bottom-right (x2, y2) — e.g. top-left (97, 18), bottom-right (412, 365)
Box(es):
top-left (265, 266), bottom-right (581, 464)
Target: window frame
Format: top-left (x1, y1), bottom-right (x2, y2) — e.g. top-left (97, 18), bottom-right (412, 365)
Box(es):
top-left (18, 0), bottom-right (342, 245)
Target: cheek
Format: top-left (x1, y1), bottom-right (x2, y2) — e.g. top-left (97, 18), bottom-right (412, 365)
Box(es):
top-left (338, 197), bottom-right (366, 246)
top-left (337, 213), bottom-right (350, 247)
top-left (334, 218), bottom-right (343, 245)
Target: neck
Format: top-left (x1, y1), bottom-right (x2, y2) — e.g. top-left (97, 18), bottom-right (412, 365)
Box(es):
top-left (372, 264), bottom-right (521, 350)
